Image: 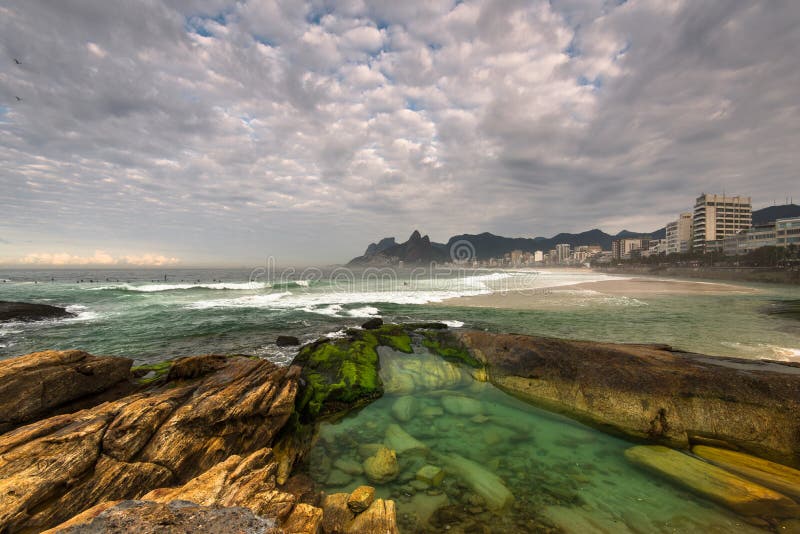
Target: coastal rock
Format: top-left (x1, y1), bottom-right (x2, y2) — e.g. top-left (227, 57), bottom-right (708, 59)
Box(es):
top-left (0, 300), bottom-right (75, 322)
top-left (384, 424), bottom-right (429, 456)
top-left (347, 486), bottom-right (375, 513)
top-left (390, 395), bottom-right (417, 422)
top-left (361, 318), bottom-right (383, 330)
top-left (276, 335), bottom-right (301, 347)
top-left (458, 330), bottom-right (800, 467)
top-left (693, 445), bottom-right (800, 501)
top-left (47, 448), bottom-right (324, 534)
top-left (0, 355), bottom-right (299, 533)
top-left (46, 500), bottom-right (281, 534)
top-left (380, 351), bottom-right (471, 395)
top-left (321, 492), bottom-right (399, 534)
top-left (624, 445), bottom-right (800, 518)
top-left (0, 349), bottom-right (133, 433)
top-left (363, 446), bottom-right (399, 484)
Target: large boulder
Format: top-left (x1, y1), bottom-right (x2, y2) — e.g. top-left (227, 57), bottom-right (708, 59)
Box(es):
top-left (0, 355), bottom-right (299, 533)
top-left (0, 301), bottom-right (74, 322)
top-left (0, 350), bottom-right (133, 433)
top-left (458, 330), bottom-right (800, 467)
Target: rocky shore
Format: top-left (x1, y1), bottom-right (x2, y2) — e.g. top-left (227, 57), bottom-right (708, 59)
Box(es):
top-left (0, 322), bottom-right (799, 532)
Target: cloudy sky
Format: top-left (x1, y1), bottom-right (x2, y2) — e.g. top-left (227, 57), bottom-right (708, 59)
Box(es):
top-left (1, 0), bottom-right (798, 266)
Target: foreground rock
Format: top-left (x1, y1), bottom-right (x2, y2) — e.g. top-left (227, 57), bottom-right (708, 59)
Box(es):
top-left (0, 354), bottom-right (298, 532)
top-left (0, 350), bottom-right (132, 433)
top-left (458, 330), bottom-right (800, 467)
top-left (0, 300), bottom-right (75, 322)
top-left (625, 445), bottom-right (800, 518)
top-left (48, 448), bottom-right (323, 533)
top-left (321, 490), bottom-right (399, 534)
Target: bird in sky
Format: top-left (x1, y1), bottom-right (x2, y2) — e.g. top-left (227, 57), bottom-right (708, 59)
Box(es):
top-left (15, 96), bottom-right (22, 101)
top-left (13, 58), bottom-right (21, 65)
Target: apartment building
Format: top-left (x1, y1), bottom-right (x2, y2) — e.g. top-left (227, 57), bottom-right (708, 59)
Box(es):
top-left (612, 238), bottom-right (649, 260)
top-left (776, 217), bottom-right (800, 247)
top-left (692, 194), bottom-right (752, 252)
top-left (665, 212), bottom-right (692, 254)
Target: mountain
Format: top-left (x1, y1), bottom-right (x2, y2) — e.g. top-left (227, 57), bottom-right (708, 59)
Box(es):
top-left (752, 204), bottom-right (800, 225)
top-left (348, 205), bottom-right (800, 265)
top-left (348, 230), bottom-right (448, 265)
top-left (363, 237), bottom-right (397, 256)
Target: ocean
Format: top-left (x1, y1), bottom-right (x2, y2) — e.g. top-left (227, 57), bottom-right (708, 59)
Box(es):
top-left (1, 267), bottom-right (799, 365)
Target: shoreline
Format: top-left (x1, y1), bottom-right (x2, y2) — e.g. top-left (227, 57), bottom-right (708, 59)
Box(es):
top-left (438, 275), bottom-right (758, 309)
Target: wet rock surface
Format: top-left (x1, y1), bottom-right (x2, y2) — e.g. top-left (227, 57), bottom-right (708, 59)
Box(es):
top-left (0, 300), bottom-right (74, 322)
top-left (458, 330), bottom-right (800, 467)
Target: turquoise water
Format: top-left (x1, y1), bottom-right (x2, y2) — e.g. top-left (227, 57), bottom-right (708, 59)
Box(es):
top-left (1, 268), bottom-right (799, 364)
top-left (309, 347), bottom-right (769, 533)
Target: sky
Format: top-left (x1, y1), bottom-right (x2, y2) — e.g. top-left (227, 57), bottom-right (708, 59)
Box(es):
top-left (1, 0), bottom-right (798, 267)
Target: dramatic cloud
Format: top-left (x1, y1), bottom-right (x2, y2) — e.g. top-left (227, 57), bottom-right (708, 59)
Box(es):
top-left (1, 0), bottom-right (798, 265)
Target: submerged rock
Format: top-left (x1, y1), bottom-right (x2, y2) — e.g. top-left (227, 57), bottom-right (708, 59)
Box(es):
top-left (0, 300), bottom-right (74, 322)
top-left (0, 349), bottom-right (133, 433)
top-left (416, 465), bottom-right (445, 487)
top-left (363, 446), bottom-right (399, 484)
top-left (380, 350), bottom-right (471, 395)
top-left (441, 394), bottom-right (484, 416)
top-left (624, 445), bottom-right (800, 518)
top-left (361, 318), bottom-right (384, 330)
top-left (390, 395), bottom-right (418, 422)
top-left (437, 453), bottom-right (514, 511)
top-left (458, 330), bottom-right (800, 467)
top-left (693, 445), bottom-right (800, 501)
top-left (333, 458), bottom-right (364, 476)
top-left (385, 424), bottom-right (429, 456)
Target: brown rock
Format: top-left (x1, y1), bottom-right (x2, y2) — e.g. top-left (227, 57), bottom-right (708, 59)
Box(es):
top-left (321, 492), bottom-right (398, 534)
top-left (282, 503), bottom-right (324, 534)
top-left (458, 330), bottom-right (800, 467)
top-left (347, 486), bottom-right (375, 513)
top-left (363, 446), bottom-right (399, 484)
top-left (0, 350), bottom-right (132, 432)
top-left (0, 355), bottom-right (299, 533)
top-left (47, 499), bottom-right (281, 534)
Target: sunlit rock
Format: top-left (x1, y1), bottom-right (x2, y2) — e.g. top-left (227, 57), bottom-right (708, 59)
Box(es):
top-left (363, 446), bottom-right (399, 484)
top-left (384, 424), bottom-right (429, 456)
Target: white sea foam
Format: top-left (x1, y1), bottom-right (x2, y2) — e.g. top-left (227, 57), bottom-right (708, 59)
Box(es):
top-left (439, 320), bottom-right (464, 328)
top-left (324, 329), bottom-right (349, 339)
top-left (87, 281), bottom-right (270, 292)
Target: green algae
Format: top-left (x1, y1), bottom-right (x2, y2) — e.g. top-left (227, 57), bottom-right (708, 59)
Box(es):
top-left (294, 325), bottom-right (414, 422)
top-left (420, 330), bottom-right (482, 368)
top-left (131, 360), bottom-right (172, 384)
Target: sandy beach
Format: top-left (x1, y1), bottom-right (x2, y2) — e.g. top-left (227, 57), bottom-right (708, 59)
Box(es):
top-left (439, 276), bottom-right (758, 309)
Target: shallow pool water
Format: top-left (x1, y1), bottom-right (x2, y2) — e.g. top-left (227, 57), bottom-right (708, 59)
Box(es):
top-left (308, 347), bottom-right (768, 533)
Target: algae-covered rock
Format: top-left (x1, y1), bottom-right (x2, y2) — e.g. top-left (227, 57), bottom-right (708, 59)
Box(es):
top-left (625, 445), bottom-right (800, 518)
top-left (692, 445), bottom-right (800, 501)
top-left (384, 424), bottom-right (429, 456)
top-left (437, 453), bottom-right (513, 511)
top-left (391, 396), bottom-right (417, 423)
top-left (363, 446), bottom-right (399, 484)
top-left (420, 330), bottom-right (481, 368)
top-left (294, 325), bottom-right (413, 421)
top-left (441, 395), bottom-right (484, 416)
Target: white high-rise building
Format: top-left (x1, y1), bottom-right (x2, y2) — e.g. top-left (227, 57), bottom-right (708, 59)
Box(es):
top-left (666, 212), bottom-right (692, 254)
top-left (692, 193), bottom-right (751, 252)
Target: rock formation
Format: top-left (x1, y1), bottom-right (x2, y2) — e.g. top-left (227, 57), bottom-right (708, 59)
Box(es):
top-left (0, 301), bottom-right (75, 322)
top-left (0, 350), bottom-right (132, 433)
top-left (457, 330), bottom-right (800, 467)
top-left (0, 354), bottom-right (299, 532)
